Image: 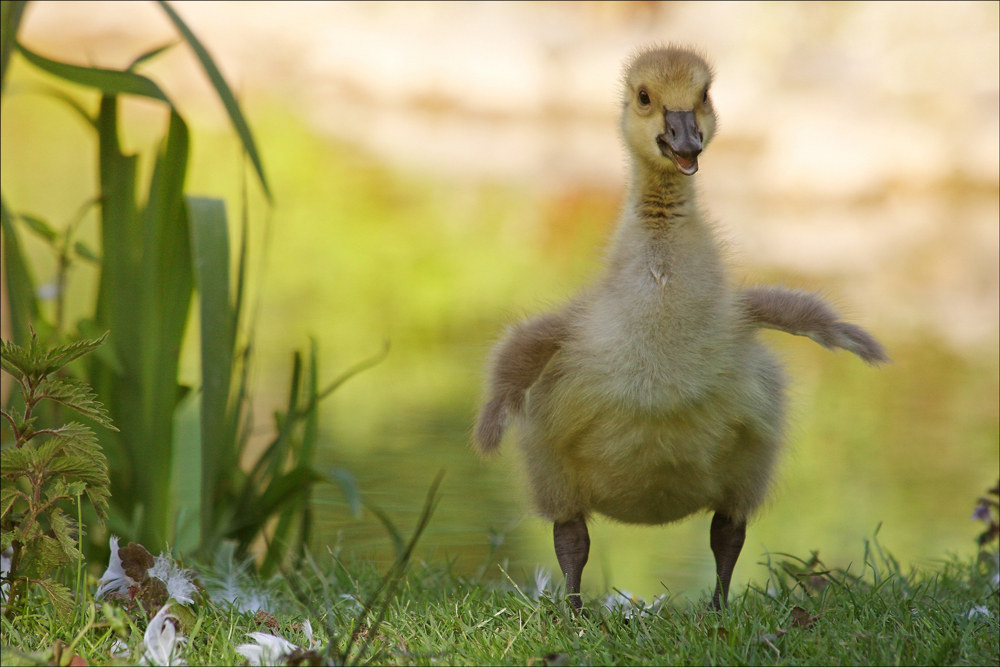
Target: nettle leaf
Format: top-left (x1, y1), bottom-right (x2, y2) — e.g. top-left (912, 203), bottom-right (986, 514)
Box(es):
top-left (1, 444), bottom-right (33, 477)
top-left (49, 508), bottom-right (83, 563)
top-left (15, 516), bottom-right (42, 543)
top-left (28, 437), bottom-right (65, 470)
top-left (1, 482), bottom-right (21, 519)
top-left (85, 484), bottom-right (110, 521)
top-left (36, 376), bottom-right (116, 429)
top-left (41, 425), bottom-right (111, 520)
top-left (48, 422), bottom-right (99, 456)
top-left (0, 336), bottom-right (31, 380)
top-left (48, 455), bottom-right (108, 486)
top-left (36, 578), bottom-right (74, 619)
top-left (44, 478), bottom-right (86, 504)
top-left (38, 332), bottom-right (110, 376)
top-left (23, 535), bottom-right (73, 576)
top-left (4, 404), bottom-right (34, 436)
top-left (1, 531), bottom-right (13, 550)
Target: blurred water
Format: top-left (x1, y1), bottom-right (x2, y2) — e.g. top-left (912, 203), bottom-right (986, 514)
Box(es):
top-left (307, 332), bottom-right (998, 602)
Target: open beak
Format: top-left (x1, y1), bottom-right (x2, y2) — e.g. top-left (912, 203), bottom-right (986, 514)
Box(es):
top-left (656, 110), bottom-right (702, 175)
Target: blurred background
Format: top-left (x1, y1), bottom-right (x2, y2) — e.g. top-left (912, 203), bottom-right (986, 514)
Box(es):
top-left (2, 1), bottom-right (997, 600)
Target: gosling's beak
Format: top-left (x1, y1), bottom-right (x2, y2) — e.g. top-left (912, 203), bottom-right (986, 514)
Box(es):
top-left (656, 110), bottom-right (702, 175)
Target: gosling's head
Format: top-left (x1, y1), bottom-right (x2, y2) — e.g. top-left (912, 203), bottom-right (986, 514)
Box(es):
top-left (621, 46), bottom-right (717, 176)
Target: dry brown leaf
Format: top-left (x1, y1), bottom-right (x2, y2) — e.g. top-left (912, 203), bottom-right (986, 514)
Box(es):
top-left (707, 626), bottom-right (729, 641)
top-left (119, 542), bottom-right (154, 583)
top-left (790, 605), bottom-right (820, 629)
top-left (254, 610), bottom-right (281, 631)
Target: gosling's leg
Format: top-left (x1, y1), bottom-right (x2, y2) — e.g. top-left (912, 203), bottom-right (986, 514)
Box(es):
top-left (710, 512), bottom-right (746, 610)
top-left (554, 517), bottom-right (590, 612)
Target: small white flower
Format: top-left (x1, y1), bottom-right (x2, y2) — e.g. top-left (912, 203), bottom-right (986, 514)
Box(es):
top-left (140, 604), bottom-right (186, 666)
top-left (149, 554), bottom-right (198, 606)
top-left (97, 536), bottom-right (138, 599)
top-left (235, 632), bottom-right (299, 666)
top-left (967, 605), bottom-right (992, 619)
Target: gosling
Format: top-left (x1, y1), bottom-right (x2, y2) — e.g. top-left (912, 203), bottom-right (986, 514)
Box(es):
top-left (474, 46), bottom-right (887, 612)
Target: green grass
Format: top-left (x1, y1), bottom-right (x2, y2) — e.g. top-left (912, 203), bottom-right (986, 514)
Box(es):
top-left (2, 542), bottom-right (997, 666)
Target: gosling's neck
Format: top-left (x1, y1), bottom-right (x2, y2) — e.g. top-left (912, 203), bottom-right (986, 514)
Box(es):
top-left (627, 160), bottom-right (698, 232)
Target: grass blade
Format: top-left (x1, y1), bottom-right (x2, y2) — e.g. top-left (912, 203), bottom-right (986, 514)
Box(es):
top-left (0, 0), bottom-right (28, 94)
top-left (1, 194), bottom-right (40, 346)
top-left (127, 40), bottom-right (179, 71)
top-left (17, 43), bottom-right (170, 102)
top-left (156, 0), bottom-right (271, 201)
top-left (346, 470), bottom-right (445, 666)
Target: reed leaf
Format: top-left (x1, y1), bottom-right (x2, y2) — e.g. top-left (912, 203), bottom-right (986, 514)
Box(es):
top-left (17, 43), bottom-right (170, 102)
top-left (156, 0), bottom-right (271, 201)
top-left (1, 195), bottom-right (40, 346)
top-left (187, 195), bottom-right (240, 552)
top-left (0, 0), bottom-right (28, 94)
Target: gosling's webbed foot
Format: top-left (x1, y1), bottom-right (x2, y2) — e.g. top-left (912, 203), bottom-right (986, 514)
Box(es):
top-left (710, 512), bottom-right (746, 610)
top-left (554, 517), bottom-right (590, 615)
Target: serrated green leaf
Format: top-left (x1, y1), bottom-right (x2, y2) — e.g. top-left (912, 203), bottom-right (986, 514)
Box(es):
top-left (42, 424), bottom-right (110, 520)
top-left (27, 437), bottom-right (65, 469)
top-left (21, 535), bottom-right (71, 576)
top-left (0, 531), bottom-right (13, 550)
top-left (36, 375), bottom-right (116, 430)
top-left (44, 478), bottom-right (86, 504)
top-left (48, 508), bottom-right (83, 563)
top-left (39, 332), bottom-right (110, 376)
top-left (0, 336), bottom-right (30, 380)
top-left (45, 423), bottom-right (100, 459)
top-left (1, 444), bottom-right (32, 477)
top-left (46, 454), bottom-right (106, 482)
top-left (15, 516), bottom-right (40, 543)
top-left (4, 405), bottom-right (32, 436)
top-left (35, 577), bottom-right (74, 619)
top-left (17, 43), bottom-right (171, 103)
top-left (1, 482), bottom-right (21, 519)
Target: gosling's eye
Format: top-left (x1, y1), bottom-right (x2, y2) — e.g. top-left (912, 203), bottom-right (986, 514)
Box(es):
top-left (702, 89), bottom-right (709, 104)
top-left (638, 89), bottom-right (650, 106)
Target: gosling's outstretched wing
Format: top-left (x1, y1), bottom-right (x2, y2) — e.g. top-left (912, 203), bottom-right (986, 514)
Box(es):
top-left (740, 286), bottom-right (888, 365)
top-left (474, 311), bottom-right (570, 455)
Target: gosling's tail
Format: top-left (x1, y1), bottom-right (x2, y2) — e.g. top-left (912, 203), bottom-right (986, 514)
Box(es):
top-left (740, 286), bottom-right (889, 365)
top-left (474, 312), bottom-right (569, 455)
